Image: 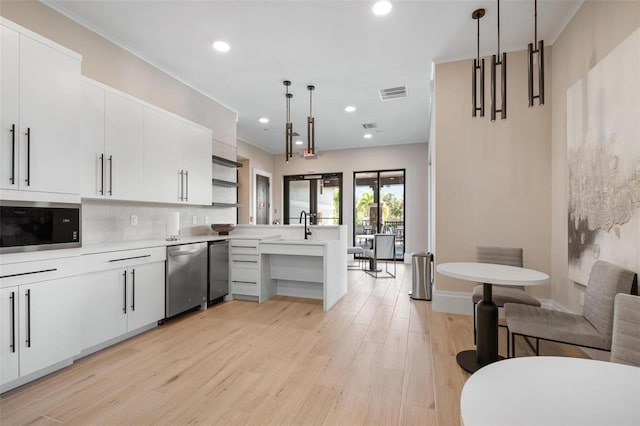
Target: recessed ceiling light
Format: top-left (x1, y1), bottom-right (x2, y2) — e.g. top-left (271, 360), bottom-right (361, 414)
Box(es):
top-left (345, 106), bottom-right (356, 113)
top-left (295, 140), bottom-right (303, 145)
top-left (258, 117), bottom-right (269, 124)
top-left (364, 134), bottom-right (373, 139)
top-left (372, 1), bottom-right (392, 16)
top-left (212, 41), bottom-right (230, 52)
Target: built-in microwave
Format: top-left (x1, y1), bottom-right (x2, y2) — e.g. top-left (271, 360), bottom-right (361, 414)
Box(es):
top-left (0, 201), bottom-right (81, 253)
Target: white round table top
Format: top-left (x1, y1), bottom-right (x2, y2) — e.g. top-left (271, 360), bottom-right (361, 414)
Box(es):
top-left (437, 262), bottom-right (549, 286)
top-left (460, 356), bottom-right (640, 426)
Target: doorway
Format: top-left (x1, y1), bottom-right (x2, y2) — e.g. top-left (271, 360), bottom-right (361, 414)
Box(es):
top-left (354, 169), bottom-right (405, 260)
top-left (283, 173), bottom-right (343, 225)
top-left (256, 174), bottom-right (270, 225)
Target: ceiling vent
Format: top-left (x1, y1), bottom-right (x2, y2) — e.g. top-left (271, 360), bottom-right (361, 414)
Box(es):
top-left (361, 123), bottom-right (378, 129)
top-left (378, 85), bottom-right (408, 101)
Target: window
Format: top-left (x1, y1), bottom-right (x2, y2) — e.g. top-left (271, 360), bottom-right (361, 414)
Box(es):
top-left (284, 173), bottom-right (342, 225)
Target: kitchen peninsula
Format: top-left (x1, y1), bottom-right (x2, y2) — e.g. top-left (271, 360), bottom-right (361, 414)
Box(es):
top-left (230, 225), bottom-right (348, 311)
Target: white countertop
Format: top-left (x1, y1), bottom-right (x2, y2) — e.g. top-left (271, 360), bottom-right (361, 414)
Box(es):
top-left (0, 234), bottom-right (281, 264)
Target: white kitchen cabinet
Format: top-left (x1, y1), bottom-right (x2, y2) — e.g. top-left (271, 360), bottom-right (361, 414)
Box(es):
top-left (80, 79), bottom-right (144, 200)
top-left (181, 122), bottom-right (213, 205)
top-left (143, 107), bottom-right (182, 203)
top-left (0, 20), bottom-right (81, 197)
top-left (0, 256), bottom-right (81, 392)
top-left (143, 107), bottom-right (213, 205)
top-left (81, 247), bottom-right (165, 352)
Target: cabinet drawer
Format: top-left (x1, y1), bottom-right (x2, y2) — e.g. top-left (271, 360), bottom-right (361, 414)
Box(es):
top-left (231, 281), bottom-right (258, 296)
top-left (81, 247), bottom-right (166, 273)
top-left (230, 245), bottom-right (258, 255)
top-left (0, 256), bottom-right (80, 288)
top-left (231, 267), bottom-right (258, 283)
top-left (230, 254), bottom-right (259, 267)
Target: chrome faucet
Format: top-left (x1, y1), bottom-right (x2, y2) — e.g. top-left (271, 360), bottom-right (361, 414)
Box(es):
top-left (299, 210), bottom-right (313, 239)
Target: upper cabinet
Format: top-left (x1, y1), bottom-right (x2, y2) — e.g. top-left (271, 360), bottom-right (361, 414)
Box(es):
top-left (81, 78), bottom-right (213, 206)
top-left (80, 80), bottom-right (144, 200)
top-left (0, 20), bottom-right (82, 199)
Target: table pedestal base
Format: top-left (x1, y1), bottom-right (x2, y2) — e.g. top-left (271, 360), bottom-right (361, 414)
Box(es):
top-left (456, 350), bottom-right (505, 373)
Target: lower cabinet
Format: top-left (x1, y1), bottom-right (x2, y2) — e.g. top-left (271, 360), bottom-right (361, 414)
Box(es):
top-left (1, 272), bottom-right (81, 390)
top-left (81, 247), bottom-right (165, 352)
top-left (230, 239), bottom-right (260, 298)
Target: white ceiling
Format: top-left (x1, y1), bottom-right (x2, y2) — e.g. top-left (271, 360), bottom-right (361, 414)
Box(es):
top-left (46, 0), bottom-right (581, 154)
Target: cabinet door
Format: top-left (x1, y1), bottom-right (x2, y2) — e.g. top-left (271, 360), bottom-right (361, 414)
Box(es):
top-left (0, 26), bottom-right (20, 191)
top-left (127, 262), bottom-right (165, 332)
top-left (143, 108), bottom-right (182, 203)
top-left (80, 80), bottom-right (106, 198)
top-left (19, 276), bottom-right (81, 377)
top-left (19, 35), bottom-right (81, 194)
top-left (105, 91), bottom-right (144, 200)
top-left (80, 269), bottom-right (128, 351)
top-left (182, 122), bottom-right (212, 206)
top-left (0, 287), bottom-right (20, 385)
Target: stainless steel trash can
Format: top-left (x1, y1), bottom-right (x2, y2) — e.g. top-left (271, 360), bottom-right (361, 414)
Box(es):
top-left (410, 251), bottom-right (433, 300)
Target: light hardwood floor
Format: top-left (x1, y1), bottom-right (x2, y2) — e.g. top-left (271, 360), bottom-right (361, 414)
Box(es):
top-left (0, 264), bottom-right (587, 425)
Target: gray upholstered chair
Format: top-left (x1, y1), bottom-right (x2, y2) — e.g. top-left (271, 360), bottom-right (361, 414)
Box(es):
top-left (472, 247), bottom-right (541, 353)
top-left (505, 260), bottom-right (637, 358)
top-left (364, 234), bottom-right (396, 278)
top-left (347, 246), bottom-right (365, 270)
top-left (610, 293), bottom-right (640, 366)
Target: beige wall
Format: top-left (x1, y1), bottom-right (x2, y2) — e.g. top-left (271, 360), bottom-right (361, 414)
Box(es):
top-left (272, 143), bottom-right (429, 260)
top-left (0, 0), bottom-right (237, 145)
top-left (551, 1), bottom-right (640, 312)
top-left (236, 139), bottom-right (276, 224)
top-left (434, 49), bottom-right (552, 299)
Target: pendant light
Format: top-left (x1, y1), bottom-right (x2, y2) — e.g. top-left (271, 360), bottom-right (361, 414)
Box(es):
top-left (528, 0), bottom-right (544, 107)
top-left (307, 85), bottom-right (316, 156)
top-left (491, 0), bottom-right (507, 121)
top-left (283, 80), bottom-right (293, 162)
top-left (471, 8), bottom-right (485, 117)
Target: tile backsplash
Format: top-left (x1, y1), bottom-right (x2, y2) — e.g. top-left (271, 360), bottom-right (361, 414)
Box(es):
top-left (82, 199), bottom-right (236, 244)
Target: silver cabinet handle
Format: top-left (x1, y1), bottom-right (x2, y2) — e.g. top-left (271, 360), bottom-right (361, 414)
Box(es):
top-left (178, 170), bottom-right (184, 201)
top-left (185, 170), bottom-right (189, 202)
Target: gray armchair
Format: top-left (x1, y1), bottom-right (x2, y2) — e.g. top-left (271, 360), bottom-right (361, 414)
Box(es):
top-left (610, 293), bottom-right (640, 366)
top-left (505, 260), bottom-right (637, 357)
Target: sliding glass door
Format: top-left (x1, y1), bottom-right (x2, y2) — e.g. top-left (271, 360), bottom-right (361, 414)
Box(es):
top-left (354, 170), bottom-right (405, 259)
top-left (284, 173), bottom-right (342, 225)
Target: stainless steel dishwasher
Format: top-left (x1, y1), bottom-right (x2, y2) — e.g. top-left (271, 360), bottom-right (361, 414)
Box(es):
top-left (208, 240), bottom-right (229, 303)
top-left (166, 242), bottom-right (207, 318)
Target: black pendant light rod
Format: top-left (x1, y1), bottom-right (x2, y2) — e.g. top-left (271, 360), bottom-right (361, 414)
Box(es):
top-left (284, 80), bottom-right (293, 162)
top-left (471, 8), bottom-right (485, 118)
top-left (491, 0), bottom-right (507, 121)
top-left (307, 85), bottom-right (315, 155)
top-left (528, 0), bottom-right (545, 107)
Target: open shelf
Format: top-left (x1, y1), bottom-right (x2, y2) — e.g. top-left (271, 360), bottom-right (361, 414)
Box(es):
top-left (212, 202), bottom-right (243, 208)
top-left (212, 178), bottom-right (242, 188)
top-left (212, 155), bottom-right (243, 168)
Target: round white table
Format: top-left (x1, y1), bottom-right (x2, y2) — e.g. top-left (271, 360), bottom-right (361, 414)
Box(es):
top-left (461, 356), bottom-right (640, 426)
top-left (437, 262), bottom-right (548, 373)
